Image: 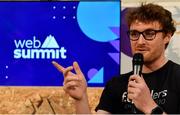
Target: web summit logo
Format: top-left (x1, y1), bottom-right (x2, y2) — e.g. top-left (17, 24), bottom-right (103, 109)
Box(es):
top-left (14, 35), bottom-right (67, 59)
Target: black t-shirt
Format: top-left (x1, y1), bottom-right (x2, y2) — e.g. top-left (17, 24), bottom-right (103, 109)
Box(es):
top-left (95, 60), bottom-right (180, 114)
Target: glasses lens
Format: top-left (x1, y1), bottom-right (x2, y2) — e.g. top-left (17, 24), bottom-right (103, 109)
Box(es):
top-left (143, 30), bottom-right (156, 40)
top-left (129, 30), bottom-right (139, 40)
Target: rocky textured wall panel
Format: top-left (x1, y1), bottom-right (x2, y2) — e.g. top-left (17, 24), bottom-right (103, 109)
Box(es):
top-left (0, 87), bottom-right (103, 114)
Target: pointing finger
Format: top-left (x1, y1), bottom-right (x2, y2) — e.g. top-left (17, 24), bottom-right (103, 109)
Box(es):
top-left (52, 61), bottom-right (65, 73)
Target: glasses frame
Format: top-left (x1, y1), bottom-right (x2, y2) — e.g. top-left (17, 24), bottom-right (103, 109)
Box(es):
top-left (127, 29), bottom-right (164, 41)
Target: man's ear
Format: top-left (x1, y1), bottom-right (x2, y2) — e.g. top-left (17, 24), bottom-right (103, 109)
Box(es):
top-left (164, 33), bottom-right (172, 44)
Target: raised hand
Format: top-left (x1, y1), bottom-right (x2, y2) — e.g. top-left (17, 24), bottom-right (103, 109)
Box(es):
top-left (52, 61), bottom-right (87, 100)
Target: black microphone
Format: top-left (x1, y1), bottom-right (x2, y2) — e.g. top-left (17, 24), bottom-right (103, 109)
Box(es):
top-left (130, 53), bottom-right (144, 113)
top-left (133, 53), bottom-right (144, 76)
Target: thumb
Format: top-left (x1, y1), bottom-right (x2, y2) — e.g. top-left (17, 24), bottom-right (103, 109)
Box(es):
top-left (73, 61), bottom-right (83, 75)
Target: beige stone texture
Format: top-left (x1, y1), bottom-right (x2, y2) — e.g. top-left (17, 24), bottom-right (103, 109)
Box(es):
top-left (0, 87), bottom-right (103, 114)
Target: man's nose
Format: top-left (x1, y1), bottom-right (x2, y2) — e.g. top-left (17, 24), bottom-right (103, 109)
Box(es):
top-left (137, 34), bottom-right (146, 44)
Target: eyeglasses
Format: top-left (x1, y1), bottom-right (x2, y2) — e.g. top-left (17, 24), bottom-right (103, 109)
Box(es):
top-left (127, 29), bottom-right (164, 41)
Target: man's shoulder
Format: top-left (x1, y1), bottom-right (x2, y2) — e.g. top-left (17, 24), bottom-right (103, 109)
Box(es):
top-left (168, 60), bottom-right (180, 71)
top-left (169, 60), bottom-right (180, 67)
top-left (121, 71), bottom-right (133, 77)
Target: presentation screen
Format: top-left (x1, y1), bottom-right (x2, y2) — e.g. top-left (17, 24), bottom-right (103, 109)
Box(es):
top-left (0, 1), bottom-right (120, 86)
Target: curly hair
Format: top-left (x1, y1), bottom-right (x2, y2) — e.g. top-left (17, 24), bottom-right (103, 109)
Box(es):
top-left (126, 3), bottom-right (176, 36)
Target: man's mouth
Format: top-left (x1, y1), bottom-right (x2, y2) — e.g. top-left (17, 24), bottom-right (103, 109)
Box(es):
top-left (135, 48), bottom-right (148, 53)
top-left (136, 48), bottom-right (147, 51)
top-left (138, 49), bottom-right (146, 51)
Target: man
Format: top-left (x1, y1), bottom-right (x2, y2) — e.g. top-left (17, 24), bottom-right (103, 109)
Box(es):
top-left (52, 3), bottom-right (180, 114)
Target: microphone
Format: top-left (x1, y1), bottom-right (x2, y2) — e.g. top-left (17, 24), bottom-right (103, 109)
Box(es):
top-left (133, 53), bottom-right (144, 76)
top-left (130, 53), bottom-right (144, 113)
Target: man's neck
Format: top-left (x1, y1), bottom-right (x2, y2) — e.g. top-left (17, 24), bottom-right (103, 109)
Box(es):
top-left (142, 56), bottom-right (168, 73)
